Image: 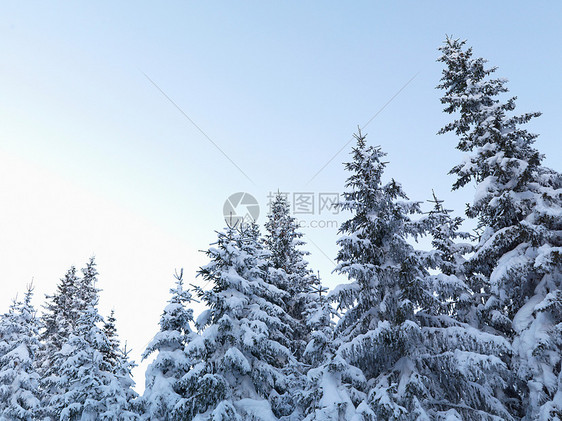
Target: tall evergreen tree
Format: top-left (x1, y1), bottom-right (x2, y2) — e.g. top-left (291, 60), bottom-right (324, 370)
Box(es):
top-left (102, 311), bottom-right (139, 420)
top-left (113, 344), bottom-right (139, 417)
top-left (40, 266), bottom-right (80, 356)
top-left (0, 285), bottom-right (42, 420)
top-left (264, 193), bottom-right (323, 359)
top-left (39, 259), bottom-right (102, 409)
top-left (438, 37), bottom-right (562, 419)
top-left (423, 192), bottom-right (479, 326)
top-left (102, 310), bottom-right (121, 371)
top-left (38, 266), bottom-right (81, 415)
top-left (41, 259), bottom-right (138, 420)
top-left (141, 270), bottom-right (195, 420)
top-left (176, 224), bottom-right (301, 420)
top-left (265, 193), bottom-right (318, 294)
top-left (302, 281), bottom-right (335, 371)
top-left (300, 282), bottom-right (349, 421)
top-left (425, 191), bottom-right (473, 277)
top-left (326, 130), bottom-right (512, 420)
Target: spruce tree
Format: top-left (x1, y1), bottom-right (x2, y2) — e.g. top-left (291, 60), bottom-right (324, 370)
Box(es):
top-left (302, 282), bottom-right (335, 371)
top-left (176, 224), bottom-right (300, 420)
top-left (327, 130), bottom-right (512, 420)
top-left (265, 193), bottom-right (319, 297)
top-left (102, 310), bottom-right (121, 371)
top-left (424, 192), bottom-right (478, 326)
top-left (41, 259), bottom-right (138, 420)
top-left (40, 266), bottom-right (80, 357)
top-left (39, 265), bottom-right (83, 416)
top-left (300, 282), bottom-right (351, 421)
top-left (438, 37), bottom-right (562, 419)
top-left (425, 191), bottom-right (473, 278)
top-left (39, 259), bottom-right (102, 402)
top-left (0, 285), bottom-right (42, 420)
top-left (141, 270), bottom-right (195, 420)
top-left (102, 311), bottom-right (139, 420)
top-left (264, 193), bottom-right (323, 359)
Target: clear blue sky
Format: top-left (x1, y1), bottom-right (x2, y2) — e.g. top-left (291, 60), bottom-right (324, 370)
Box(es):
top-left (1, 1), bottom-right (561, 390)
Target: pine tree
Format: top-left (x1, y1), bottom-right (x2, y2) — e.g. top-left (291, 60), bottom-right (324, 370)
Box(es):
top-left (302, 281), bottom-right (335, 371)
top-left (114, 344), bottom-right (140, 417)
top-left (264, 193), bottom-right (337, 419)
top-left (38, 266), bottom-right (80, 416)
top-left (38, 266), bottom-right (82, 414)
top-left (102, 311), bottom-right (139, 420)
top-left (141, 270), bottom-right (195, 420)
top-left (41, 259), bottom-right (138, 420)
top-left (40, 266), bottom-right (80, 355)
top-left (425, 191), bottom-right (473, 277)
top-left (438, 37), bottom-right (562, 419)
top-left (48, 304), bottom-right (108, 420)
top-left (176, 224), bottom-right (300, 420)
top-left (264, 193), bottom-right (323, 359)
top-left (39, 259), bottom-right (101, 407)
top-left (103, 310), bottom-right (121, 371)
top-left (327, 130), bottom-right (512, 420)
top-left (78, 257), bottom-right (101, 315)
top-left (0, 285), bottom-right (42, 420)
top-left (265, 193), bottom-right (319, 296)
top-left (423, 192), bottom-right (479, 326)
top-left (300, 282), bottom-right (350, 421)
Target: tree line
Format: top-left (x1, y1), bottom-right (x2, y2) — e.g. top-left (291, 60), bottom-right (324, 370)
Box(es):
top-left (1, 37), bottom-right (560, 421)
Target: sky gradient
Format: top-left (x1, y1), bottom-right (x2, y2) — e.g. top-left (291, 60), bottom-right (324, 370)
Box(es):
top-left (1, 1), bottom-right (561, 390)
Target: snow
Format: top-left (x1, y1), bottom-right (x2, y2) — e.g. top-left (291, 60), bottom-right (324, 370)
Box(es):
top-left (196, 309), bottom-right (212, 328)
top-left (4, 343), bottom-right (29, 362)
top-left (223, 347), bottom-right (251, 374)
top-left (473, 175), bottom-right (497, 205)
top-left (489, 243), bottom-right (532, 295)
top-left (234, 398), bottom-right (277, 421)
top-left (512, 293), bottom-right (544, 333)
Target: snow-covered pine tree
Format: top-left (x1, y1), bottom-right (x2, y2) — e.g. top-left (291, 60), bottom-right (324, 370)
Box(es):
top-left (264, 193), bottom-right (323, 359)
top-left (176, 223), bottom-right (300, 420)
top-left (40, 266), bottom-right (80, 357)
top-left (299, 280), bottom-right (350, 421)
top-left (326, 130), bottom-right (512, 420)
top-left (103, 310), bottom-right (121, 371)
top-left (0, 285), bottom-right (42, 420)
top-left (302, 280), bottom-right (335, 372)
top-left (114, 344), bottom-right (140, 417)
top-left (39, 259), bottom-right (106, 408)
top-left (41, 258), bottom-right (138, 420)
top-left (425, 191), bottom-right (473, 278)
top-left (140, 270), bottom-right (195, 421)
top-left (79, 257), bottom-right (101, 314)
top-left (38, 266), bottom-right (81, 415)
top-left (423, 192), bottom-right (478, 325)
top-left (438, 37), bottom-right (562, 419)
top-left (102, 310), bottom-right (139, 420)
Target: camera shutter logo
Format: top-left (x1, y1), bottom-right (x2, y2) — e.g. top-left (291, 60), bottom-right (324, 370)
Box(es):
top-left (223, 192), bottom-right (259, 228)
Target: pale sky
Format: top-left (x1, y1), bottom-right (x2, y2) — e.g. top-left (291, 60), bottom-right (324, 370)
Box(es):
top-left (1, 1), bottom-right (561, 391)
